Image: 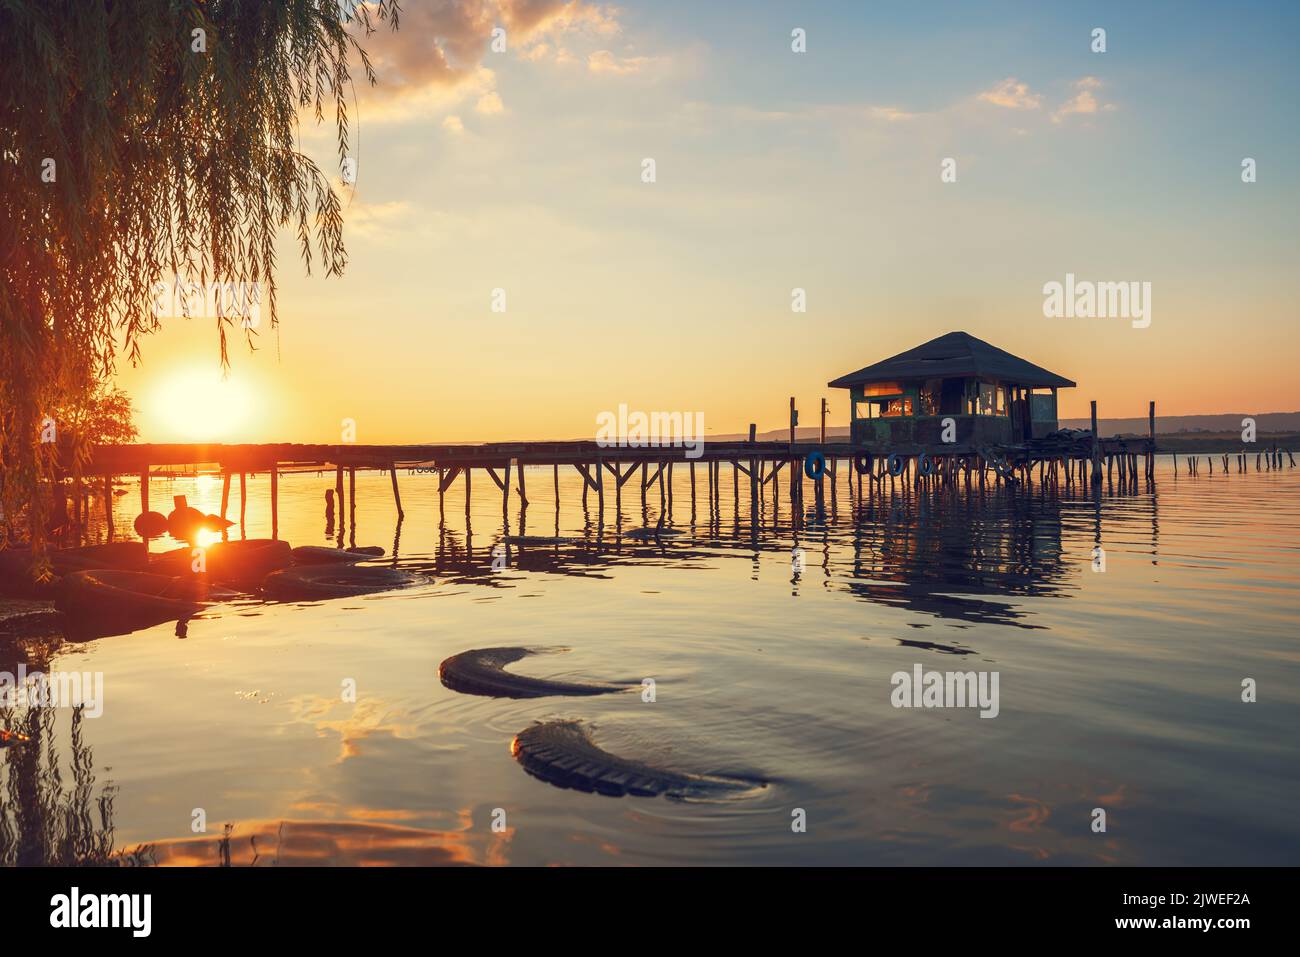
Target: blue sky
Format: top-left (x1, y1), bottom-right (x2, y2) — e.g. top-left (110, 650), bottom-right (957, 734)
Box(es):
top-left (120, 0), bottom-right (1300, 442)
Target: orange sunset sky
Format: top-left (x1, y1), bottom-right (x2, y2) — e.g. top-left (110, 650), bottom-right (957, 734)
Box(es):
top-left (113, 0), bottom-right (1300, 444)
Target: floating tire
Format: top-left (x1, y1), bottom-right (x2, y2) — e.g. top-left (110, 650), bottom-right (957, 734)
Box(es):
top-left (439, 647), bottom-right (632, 699)
top-left (50, 541), bottom-right (149, 574)
top-left (854, 453), bottom-right (873, 475)
top-left (291, 545), bottom-right (384, 565)
top-left (917, 453), bottom-right (935, 477)
top-left (511, 720), bottom-right (767, 800)
top-left (261, 563), bottom-right (423, 601)
top-left (55, 569), bottom-right (223, 637)
top-left (803, 450), bottom-right (827, 480)
top-left (152, 539), bottom-right (292, 584)
top-left (887, 453), bottom-right (905, 477)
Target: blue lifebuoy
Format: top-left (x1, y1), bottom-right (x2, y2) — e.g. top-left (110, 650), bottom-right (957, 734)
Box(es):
top-left (804, 450), bottom-right (827, 480)
top-left (917, 453), bottom-right (935, 476)
top-left (887, 453), bottom-right (905, 476)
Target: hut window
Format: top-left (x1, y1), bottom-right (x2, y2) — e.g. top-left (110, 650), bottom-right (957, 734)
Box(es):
top-left (940, 379), bottom-right (965, 414)
top-left (880, 396), bottom-right (912, 418)
top-left (976, 382), bottom-right (1006, 416)
top-left (862, 381), bottom-right (904, 398)
top-left (920, 379), bottom-right (941, 416)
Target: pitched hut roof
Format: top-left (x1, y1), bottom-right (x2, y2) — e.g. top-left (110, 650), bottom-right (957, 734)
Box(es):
top-left (827, 331), bottom-right (1076, 390)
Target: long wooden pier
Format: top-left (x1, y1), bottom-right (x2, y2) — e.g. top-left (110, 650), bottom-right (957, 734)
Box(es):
top-left (63, 406), bottom-right (1167, 544)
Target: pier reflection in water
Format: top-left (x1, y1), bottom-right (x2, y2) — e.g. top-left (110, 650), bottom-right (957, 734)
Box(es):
top-left (2, 459), bottom-right (1296, 866)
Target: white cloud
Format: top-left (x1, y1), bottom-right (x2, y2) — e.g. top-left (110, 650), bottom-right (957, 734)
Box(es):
top-left (357, 66), bottom-right (501, 124)
top-left (476, 91), bottom-right (505, 114)
top-left (869, 106), bottom-right (916, 122)
top-left (587, 49), bottom-right (662, 75)
top-left (978, 78), bottom-right (1043, 110)
top-left (443, 115), bottom-right (465, 134)
top-left (1051, 76), bottom-right (1117, 123)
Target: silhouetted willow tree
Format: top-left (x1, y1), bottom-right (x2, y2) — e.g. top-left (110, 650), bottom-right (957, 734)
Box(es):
top-left (0, 0), bottom-right (399, 551)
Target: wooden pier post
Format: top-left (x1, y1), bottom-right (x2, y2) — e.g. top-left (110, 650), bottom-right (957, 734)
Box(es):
top-left (502, 461), bottom-right (511, 519)
top-left (220, 470), bottom-right (231, 520)
top-left (270, 464), bottom-right (279, 539)
top-left (1090, 401), bottom-right (1102, 487)
top-left (1148, 401), bottom-right (1156, 480)
top-left (240, 472), bottom-right (248, 537)
top-left (103, 475), bottom-right (114, 541)
top-left (389, 464), bottom-right (404, 520)
top-left (790, 456), bottom-right (798, 516)
top-left (517, 460), bottom-right (528, 508)
top-left (554, 464), bottom-right (560, 504)
top-left (140, 469), bottom-right (150, 514)
top-left (596, 458), bottom-right (605, 515)
top-left (438, 467), bottom-right (446, 523)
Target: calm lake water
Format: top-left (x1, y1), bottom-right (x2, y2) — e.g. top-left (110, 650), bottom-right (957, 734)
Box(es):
top-left (3, 457), bottom-right (1298, 866)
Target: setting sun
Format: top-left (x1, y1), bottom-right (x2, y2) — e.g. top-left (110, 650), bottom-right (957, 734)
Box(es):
top-left (151, 367), bottom-right (254, 442)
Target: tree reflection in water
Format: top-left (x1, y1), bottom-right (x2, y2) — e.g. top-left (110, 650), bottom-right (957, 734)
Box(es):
top-left (0, 704), bottom-right (120, 866)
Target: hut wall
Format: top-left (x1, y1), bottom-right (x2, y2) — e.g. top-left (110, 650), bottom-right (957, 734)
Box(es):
top-left (851, 415), bottom-right (1013, 450)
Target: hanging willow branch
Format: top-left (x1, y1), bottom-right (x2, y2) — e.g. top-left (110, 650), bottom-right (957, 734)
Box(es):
top-left (0, 0), bottom-right (399, 553)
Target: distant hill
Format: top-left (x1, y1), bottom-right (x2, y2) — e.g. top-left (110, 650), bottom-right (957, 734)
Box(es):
top-left (1059, 412), bottom-right (1300, 437)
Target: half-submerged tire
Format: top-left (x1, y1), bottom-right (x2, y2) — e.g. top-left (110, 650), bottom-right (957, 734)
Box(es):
top-left (1, 543), bottom-right (150, 598)
top-left (153, 539), bottom-right (292, 583)
top-left (261, 563), bottom-right (423, 601)
top-left (511, 720), bottom-right (766, 800)
top-left (55, 569), bottom-right (222, 637)
top-left (52, 541), bottom-right (148, 573)
top-left (291, 545), bottom-right (384, 565)
top-left (439, 647), bottom-right (633, 699)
